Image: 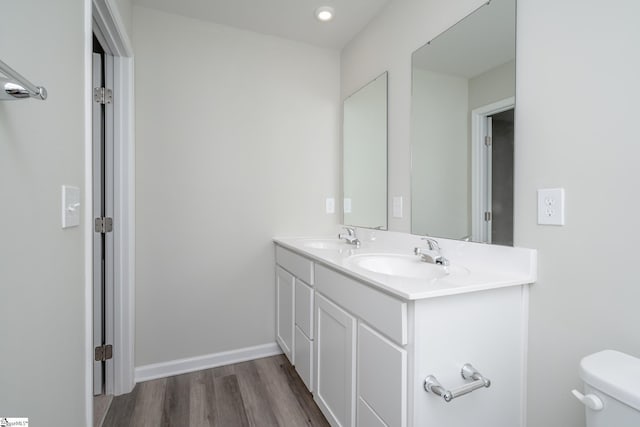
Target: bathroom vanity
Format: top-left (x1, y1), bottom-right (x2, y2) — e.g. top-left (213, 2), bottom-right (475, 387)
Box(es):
top-left (274, 230), bottom-right (536, 427)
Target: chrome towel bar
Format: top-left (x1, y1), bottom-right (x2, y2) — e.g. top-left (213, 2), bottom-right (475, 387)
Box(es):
top-left (0, 59), bottom-right (47, 101)
top-left (424, 363), bottom-right (491, 402)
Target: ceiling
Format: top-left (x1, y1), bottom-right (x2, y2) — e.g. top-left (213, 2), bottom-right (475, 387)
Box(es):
top-left (412, 0), bottom-right (515, 79)
top-left (133, 0), bottom-right (391, 49)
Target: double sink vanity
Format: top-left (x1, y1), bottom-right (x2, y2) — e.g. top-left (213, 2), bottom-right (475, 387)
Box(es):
top-left (274, 228), bottom-right (536, 427)
top-left (277, 0), bottom-right (530, 425)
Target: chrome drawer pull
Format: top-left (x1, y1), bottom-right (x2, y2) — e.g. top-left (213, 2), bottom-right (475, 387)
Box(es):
top-left (424, 363), bottom-right (491, 402)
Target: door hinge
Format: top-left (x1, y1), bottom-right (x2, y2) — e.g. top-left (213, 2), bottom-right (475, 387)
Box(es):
top-left (94, 344), bottom-right (113, 362)
top-left (93, 87), bottom-right (113, 104)
top-left (484, 135), bottom-right (492, 147)
top-left (484, 211), bottom-right (492, 222)
top-left (94, 217), bottom-right (113, 233)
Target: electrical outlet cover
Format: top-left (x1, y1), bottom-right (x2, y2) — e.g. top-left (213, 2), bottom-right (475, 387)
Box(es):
top-left (537, 188), bottom-right (565, 225)
top-left (325, 197), bottom-right (335, 214)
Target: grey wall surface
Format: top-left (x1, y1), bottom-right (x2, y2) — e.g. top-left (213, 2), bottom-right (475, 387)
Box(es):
top-left (0, 0), bottom-right (89, 424)
top-left (133, 6), bottom-right (341, 366)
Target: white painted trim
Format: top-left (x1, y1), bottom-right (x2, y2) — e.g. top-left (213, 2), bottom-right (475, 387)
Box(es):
top-left (520, 285), bottom-right (530, 427)
top-left (93, 0), bottom-right (133, 57)
top-left (92, 0), bottom-right (136, 397)
top-left (84, 0), bottom-right (94, 424)
top-left (112, 55), bottom-right (136, 395)
top-left (471, 97), bottom-right (515, 243)
top-left (135, 343), bottom-right (283, 383)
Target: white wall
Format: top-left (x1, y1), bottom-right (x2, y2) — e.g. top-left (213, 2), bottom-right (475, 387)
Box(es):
top-left (0, 0), bottom-right (90, 425)
top-left (468, 59), bottom-right (515, 110)
top-left (517, 1), bottom-right (640, 425)
top-left (343, 0), bottom-right (640, 426)
top-left (112, 0), bottom-right (133, 40)
top-left (411, 69), bottom-right (469, 238)
top-left (133, 6), bottom-right (340, 367)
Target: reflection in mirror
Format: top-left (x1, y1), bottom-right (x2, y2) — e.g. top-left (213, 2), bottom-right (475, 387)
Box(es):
top-left (343, 72), bottom-right (388, 230)
top-left (411, 0), bottom-right (515, 245)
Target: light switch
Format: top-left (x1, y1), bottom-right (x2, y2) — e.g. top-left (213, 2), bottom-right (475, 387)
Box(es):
top-left (62, 185), bottom-right (81, 228)
top-left (343, 198), bottom-right (352, 214)
top-left (537, 188), bottom-right (565, 225)
top-left (325, 197), bottom-right (335, 214)
top-left (393, 196), bottom-right (403, 218)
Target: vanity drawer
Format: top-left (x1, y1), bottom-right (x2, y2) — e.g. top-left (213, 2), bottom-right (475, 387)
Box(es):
top-left (275, 245), bottom-right (314, 285)
top-left (315, 264), bottom-right (407, 345)
top-left (295, 279), bottom-right (314, 339)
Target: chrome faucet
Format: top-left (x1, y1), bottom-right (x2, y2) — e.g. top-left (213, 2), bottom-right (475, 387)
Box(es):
top-left (414, 237), bottom-right (449, 266)
top-left (338, 226), bottom-right (361, 248)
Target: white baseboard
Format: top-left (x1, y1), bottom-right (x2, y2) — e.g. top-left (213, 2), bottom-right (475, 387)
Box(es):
top-left (134, 342), bottom-right (283, 383)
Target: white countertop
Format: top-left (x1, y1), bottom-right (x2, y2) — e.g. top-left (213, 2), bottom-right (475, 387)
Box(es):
top-left (274, 229), bottom-right (537, 300)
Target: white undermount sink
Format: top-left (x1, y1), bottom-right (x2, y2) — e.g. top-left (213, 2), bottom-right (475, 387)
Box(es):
top-left (348, 253), bottom-right (469, 280)
top-left (303, 239), bottom-right (348, 250)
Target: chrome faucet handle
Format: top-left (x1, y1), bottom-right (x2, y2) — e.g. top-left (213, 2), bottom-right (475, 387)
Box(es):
top-left (338, 227), bottom-right (361, 248)
top-left (338, 226), bottom-right (355, 238)
top-left (415, 237), bottom-right (449, 266)
top-left (421, 237), bottom-right (440, 252)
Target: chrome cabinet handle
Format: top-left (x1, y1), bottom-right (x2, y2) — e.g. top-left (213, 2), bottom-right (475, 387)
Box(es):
top-left (424, 363), bottom-right (491, 402)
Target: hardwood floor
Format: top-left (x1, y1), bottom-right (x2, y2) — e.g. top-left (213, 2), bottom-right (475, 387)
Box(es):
top-left (102, 355), bottom-right (330, 427)
top-left (94, 393), bottom-right (113, 426)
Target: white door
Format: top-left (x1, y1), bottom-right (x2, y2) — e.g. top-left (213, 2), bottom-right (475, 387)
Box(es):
top-left (315, 293), bottom-right (357, 427)
top-left (92, 42), bottom-right (115, 395)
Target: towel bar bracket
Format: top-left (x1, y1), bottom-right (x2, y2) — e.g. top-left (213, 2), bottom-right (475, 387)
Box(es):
top-left (424, 363), bottom-right (491, 402)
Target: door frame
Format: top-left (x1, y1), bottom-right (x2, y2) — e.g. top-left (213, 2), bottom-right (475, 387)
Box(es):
top-left (470, 97), bottom-right (514, 243)
top-left (86, 0), bottom-right (135, 421)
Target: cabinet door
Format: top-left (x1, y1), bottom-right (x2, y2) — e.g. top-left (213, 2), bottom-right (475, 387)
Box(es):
top-left (276, 266), bottom-right (295, 363)
top-left (357, 323), bottom-right (407, 427)
top-left (295, 325), bottom-right (313, 392)
top-left (315, 293), bottom-right (357, 427)
top-left (295, 279), bottom-right (314, 339)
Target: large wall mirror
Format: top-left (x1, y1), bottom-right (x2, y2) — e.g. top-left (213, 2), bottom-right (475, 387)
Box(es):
top-left (410, 0), bottom-right (515, 245)
top-left (343, 72), bottom-right (388, 230)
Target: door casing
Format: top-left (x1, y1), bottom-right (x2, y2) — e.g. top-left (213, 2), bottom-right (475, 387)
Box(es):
top-left (86, 2), bottom-right (135, 424)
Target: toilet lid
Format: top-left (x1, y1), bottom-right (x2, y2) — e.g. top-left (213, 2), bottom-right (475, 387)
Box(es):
top-left (580, 350), bottom-right (640, 411)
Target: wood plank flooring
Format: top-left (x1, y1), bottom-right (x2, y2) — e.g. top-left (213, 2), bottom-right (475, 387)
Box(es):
top-left (102, 355), bottom-right (329, 427)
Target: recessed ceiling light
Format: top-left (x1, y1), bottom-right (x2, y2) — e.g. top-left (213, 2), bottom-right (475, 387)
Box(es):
top-left (315, 6), bottom-right (335, 22)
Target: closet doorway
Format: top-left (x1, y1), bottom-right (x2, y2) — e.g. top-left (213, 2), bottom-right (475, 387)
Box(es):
top-left (88, 2), bottom-right (135, 423)
top-left (92, 34), bottom-right (115, 397)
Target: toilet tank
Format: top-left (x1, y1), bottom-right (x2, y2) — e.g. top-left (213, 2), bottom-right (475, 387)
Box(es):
top-left (578, 350), bottom-right (640, 427)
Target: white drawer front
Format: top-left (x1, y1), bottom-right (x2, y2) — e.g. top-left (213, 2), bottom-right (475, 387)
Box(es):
top-left (294, 325), bottom-right (313, 392)
top-left (295, 279), bottom-right (314, 339)
top-left (315, 264), bottom-right (407, 345)
top-left (276, 245), bottom-right (314, 285)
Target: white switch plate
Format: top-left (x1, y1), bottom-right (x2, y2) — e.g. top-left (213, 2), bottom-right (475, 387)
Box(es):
top-left (537, 188), bottom-right (565, 225)
top-left (392, 196), bottom-right (403, 218)
top-left (325, 197), bottom-right (335, 214)
top-left (343, 198), bottom-right (352, 214)
top-left (62, 185), bottom-right (81, 228)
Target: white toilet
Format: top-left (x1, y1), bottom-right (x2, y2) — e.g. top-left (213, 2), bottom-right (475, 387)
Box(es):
top-left (573, 350), bottom-right (640, 426)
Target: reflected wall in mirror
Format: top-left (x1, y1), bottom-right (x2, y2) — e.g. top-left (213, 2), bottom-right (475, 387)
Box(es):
top-left (411, 0), bottom-right (515, 245)
top-left (343, 72), bottom-right (388, 230)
